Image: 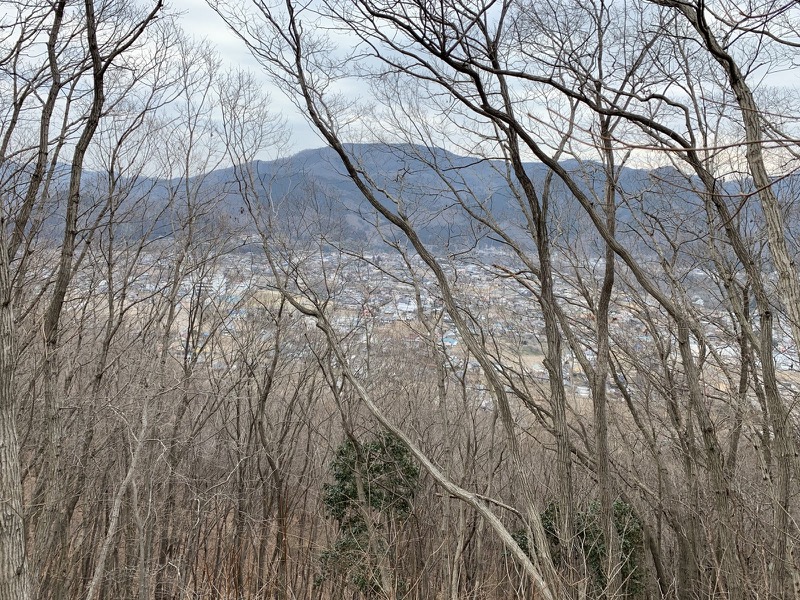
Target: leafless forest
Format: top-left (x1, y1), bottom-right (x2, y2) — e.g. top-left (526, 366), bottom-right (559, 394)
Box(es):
top-left (1, 0), bottom-right (800, 599)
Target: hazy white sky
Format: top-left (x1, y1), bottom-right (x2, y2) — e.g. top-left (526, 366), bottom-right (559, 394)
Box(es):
top-left (167, 0), bottom-right (324, 155)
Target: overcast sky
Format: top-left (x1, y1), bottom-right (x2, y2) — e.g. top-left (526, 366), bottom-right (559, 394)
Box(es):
top-left (168, 0), bottom-right (324, 156)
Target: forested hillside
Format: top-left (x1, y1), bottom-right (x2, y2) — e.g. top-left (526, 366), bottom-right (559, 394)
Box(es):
top-left (1, 1), bottom-right (800, 600)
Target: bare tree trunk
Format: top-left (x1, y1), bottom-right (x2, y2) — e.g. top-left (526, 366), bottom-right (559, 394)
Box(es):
top-left (0, 226), bottom-right (30, 600)
top-left (594, 117), bottom-right (623, 599)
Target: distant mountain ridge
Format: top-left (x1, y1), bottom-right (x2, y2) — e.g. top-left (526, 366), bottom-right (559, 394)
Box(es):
top-left (193, 144), bottom-right (775, 250)
top-left (188, 144), bottom-right (662, 243)
top-left (32, 143), bottom-right (788, 251)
